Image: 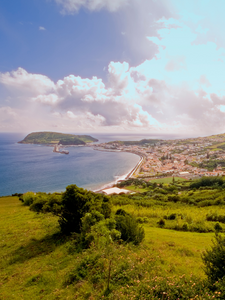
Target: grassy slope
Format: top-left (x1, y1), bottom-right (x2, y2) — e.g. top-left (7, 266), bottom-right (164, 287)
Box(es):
top-left (0, 196), bottom-right (216, 299)
top-left (0, 196), bottom-right (76, 300)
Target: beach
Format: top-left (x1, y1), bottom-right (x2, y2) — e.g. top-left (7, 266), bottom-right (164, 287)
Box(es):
top-left (93, 149), bottom-right (145, 192)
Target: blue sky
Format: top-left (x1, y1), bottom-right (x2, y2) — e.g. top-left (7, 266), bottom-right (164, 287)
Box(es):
top-left (1, 0), bottom-right (225, 136)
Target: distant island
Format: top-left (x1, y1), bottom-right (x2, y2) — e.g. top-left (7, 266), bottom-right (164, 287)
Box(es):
top-left (18, 131), bottom-right (98, 145)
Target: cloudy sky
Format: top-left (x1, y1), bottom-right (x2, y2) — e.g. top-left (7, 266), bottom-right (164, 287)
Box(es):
top-left (1, 0), bottom-right (225, 136)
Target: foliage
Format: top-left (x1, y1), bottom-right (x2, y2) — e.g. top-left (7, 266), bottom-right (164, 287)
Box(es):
top-left (197, 158), bottom-right (225, 171)
top-left (18, 131), bottom-right (98, 145)
top-left (190, 176), bottom-right (224, 189)
top-left (30, 185), bottom-right (111, 235)
top-left (202, 233), bottom-right (225, 284)
top-left (115, 209), bottom-right (145, 245)
top-left (108, 139), bottom-right (162, 146)
top-left (1, 195), bottom-right (224, 299)
top-left (157, 218), bottom-right (165, 227)
top-left (22, 191), bottom-right (36, 206)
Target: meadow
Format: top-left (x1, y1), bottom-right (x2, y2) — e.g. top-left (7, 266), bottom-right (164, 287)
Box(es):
top-left (1, 177), bottom-right (225, 299)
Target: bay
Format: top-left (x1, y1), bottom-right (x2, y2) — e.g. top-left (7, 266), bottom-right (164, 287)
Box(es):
top-left (0, 132), bottom-right (190, 196)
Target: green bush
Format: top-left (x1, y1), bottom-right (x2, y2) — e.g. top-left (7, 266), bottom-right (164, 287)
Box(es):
top-left (115, 210), bottom-right (145, 245)
top-left (23, 192), bottom-right (36, 206)
top-left (30, 185), bottom-right (111, 235)
top-left (202, 234), bottom-right (225, 284)
top-left (190, 176), bottom-right (224, 189)
top-left (214, 222), bottom-right (223, 232)
top-left (157, 218), bottom-right (165, 227)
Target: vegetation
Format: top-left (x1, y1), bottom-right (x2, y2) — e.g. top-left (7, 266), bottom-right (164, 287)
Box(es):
top-left (18, 131), bottom-right (98, 145)
top-left (191, 158), bottom-right (225, 171)
top-left (3, 177), bottom-right (225, 298)
top-left (108, 139), bottom-right (162, 146)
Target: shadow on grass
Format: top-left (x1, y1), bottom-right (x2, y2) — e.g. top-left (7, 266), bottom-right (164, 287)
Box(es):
top-left (7, 232), bottom-right (70, 265)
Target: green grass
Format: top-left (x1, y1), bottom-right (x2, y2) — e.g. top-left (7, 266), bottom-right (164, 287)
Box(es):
top-left (124, 185), bottom-right (149, 193)
top-left (147, 177), bottom-right (187, 183)
top-left (0, 196), bottom-right (220, 299)
top-left (144, 226), bottom-right (213, 278)
top-left (0, 196), bottom-right (76, 299)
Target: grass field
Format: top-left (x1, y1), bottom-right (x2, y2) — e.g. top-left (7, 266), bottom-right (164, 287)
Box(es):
top-left (0, 196), bottom-right (219, 299)
top-left (147, 177), bottom-right (187, 184)
top-left (124, 185), bottom-right (149, 193)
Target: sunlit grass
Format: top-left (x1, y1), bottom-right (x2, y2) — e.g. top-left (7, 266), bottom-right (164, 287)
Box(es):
top-left (143, 226), bottom-right (213, 278)
top-left (0, 196), bottom-right (220, 299)
top-left (124, 185), bottom-right (148, 193)
top-left (147, 177), bottom-right (187, 183)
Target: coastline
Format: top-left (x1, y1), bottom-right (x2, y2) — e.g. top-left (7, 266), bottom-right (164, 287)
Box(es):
top-left (93, 149), bottom-right (144, 193)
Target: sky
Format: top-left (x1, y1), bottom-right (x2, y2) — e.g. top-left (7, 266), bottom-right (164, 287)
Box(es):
top-left (1, 0), bottom-right (225, 136)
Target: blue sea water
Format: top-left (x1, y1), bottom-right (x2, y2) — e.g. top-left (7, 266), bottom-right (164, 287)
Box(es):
top-left (0, 132), bottom-right (186, 196)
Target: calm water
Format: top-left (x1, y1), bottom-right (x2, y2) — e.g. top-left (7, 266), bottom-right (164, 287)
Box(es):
top-left (0, 132), bottom-right (188, 196)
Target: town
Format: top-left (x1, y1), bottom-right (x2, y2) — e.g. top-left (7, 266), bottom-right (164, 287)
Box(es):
top-left (93, 133), bottom-right (225, 181)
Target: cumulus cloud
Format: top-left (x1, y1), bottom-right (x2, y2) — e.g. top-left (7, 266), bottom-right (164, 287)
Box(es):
top-left (2, 15), bottom-right (225, 136)
top-left (0, 68), bottom-right (55, 96)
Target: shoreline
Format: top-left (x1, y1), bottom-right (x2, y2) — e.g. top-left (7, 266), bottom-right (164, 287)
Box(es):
top-left (92, 149), bottom-right (145, 193)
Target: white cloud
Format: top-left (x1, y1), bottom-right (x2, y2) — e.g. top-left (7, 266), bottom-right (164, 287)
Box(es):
top-left (0, 68), bottom-right (55, 96)
top-left (54, 0), bottom-right (128, 14)
top-left (1, 53), bottom-right (225, 134)
top-left (39, 26), bottom-right (46, 31)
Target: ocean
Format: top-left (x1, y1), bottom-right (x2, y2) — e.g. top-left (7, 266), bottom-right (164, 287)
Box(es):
top-left (0, 132), bottom-right (186, 196)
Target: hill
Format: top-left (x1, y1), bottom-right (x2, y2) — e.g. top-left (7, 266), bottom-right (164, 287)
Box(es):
top-left (108, 138), bottom-right (163, 146)
top-left (18, 132), bottom-right (98, 145)
top-left (2, 177), bottom-right (225, 298)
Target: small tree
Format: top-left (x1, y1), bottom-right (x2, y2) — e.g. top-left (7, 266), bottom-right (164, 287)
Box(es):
top-left (115, 209), bottom-right (145, 245)
top-left (202, 234), bottom-right (225, 284)
top-left (59, 185), bottom-right (111, 234)
top-left (30, 184), bottom-right (111, 235)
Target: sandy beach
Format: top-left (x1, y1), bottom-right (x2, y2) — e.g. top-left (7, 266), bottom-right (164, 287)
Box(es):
top-left (93, 149), bottom-right (145, 193)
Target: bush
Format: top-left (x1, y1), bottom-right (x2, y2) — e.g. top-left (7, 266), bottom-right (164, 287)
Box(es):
top-left (58, 185), bottom-right (111, 234)
top-left (202, 234), bottom-right (225, 284)
top-left (23, 192), bottom-right (36, 206)
top-left (115, 210), bottom-right (145, 245)
top-left (190, 176), bottom-right (224, 189)
top-left (29, 185), bottom-right (111, 235)
top-left (157, 218), bottom-right (165, 227)
top-left (214, 222), bottom-right (223, 232)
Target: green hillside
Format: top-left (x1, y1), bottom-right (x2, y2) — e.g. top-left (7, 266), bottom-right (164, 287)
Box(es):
top-left (18, 132), bottom-right (98, 145)
top-left (2, 178), bottom-right (225, 298)
top-left (108, 139), bottom-right (162, 146)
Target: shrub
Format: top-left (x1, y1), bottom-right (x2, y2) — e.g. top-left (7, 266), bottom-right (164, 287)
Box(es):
top-left (214, 222), bottom-right (223, 232)
top-left (202, 234), bottom-right (225, 284)
top-left (115, 210), bottom-right (145, 245)
top-left (29, 184), bottom-right (111, 235)
top-left (167, 213), bottom-right (176, 220)
top-left (157, 218), bottom-right (165, 227)
top-left (23, 192), bottom-right (36, 206)
top-left (190, 176), bottom-right (224, 189)
top-left (182, 223), bottom-right (188, 231)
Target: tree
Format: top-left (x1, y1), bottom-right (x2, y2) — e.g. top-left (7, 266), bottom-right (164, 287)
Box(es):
top-left (30, 184), bottom-right (111, 235)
